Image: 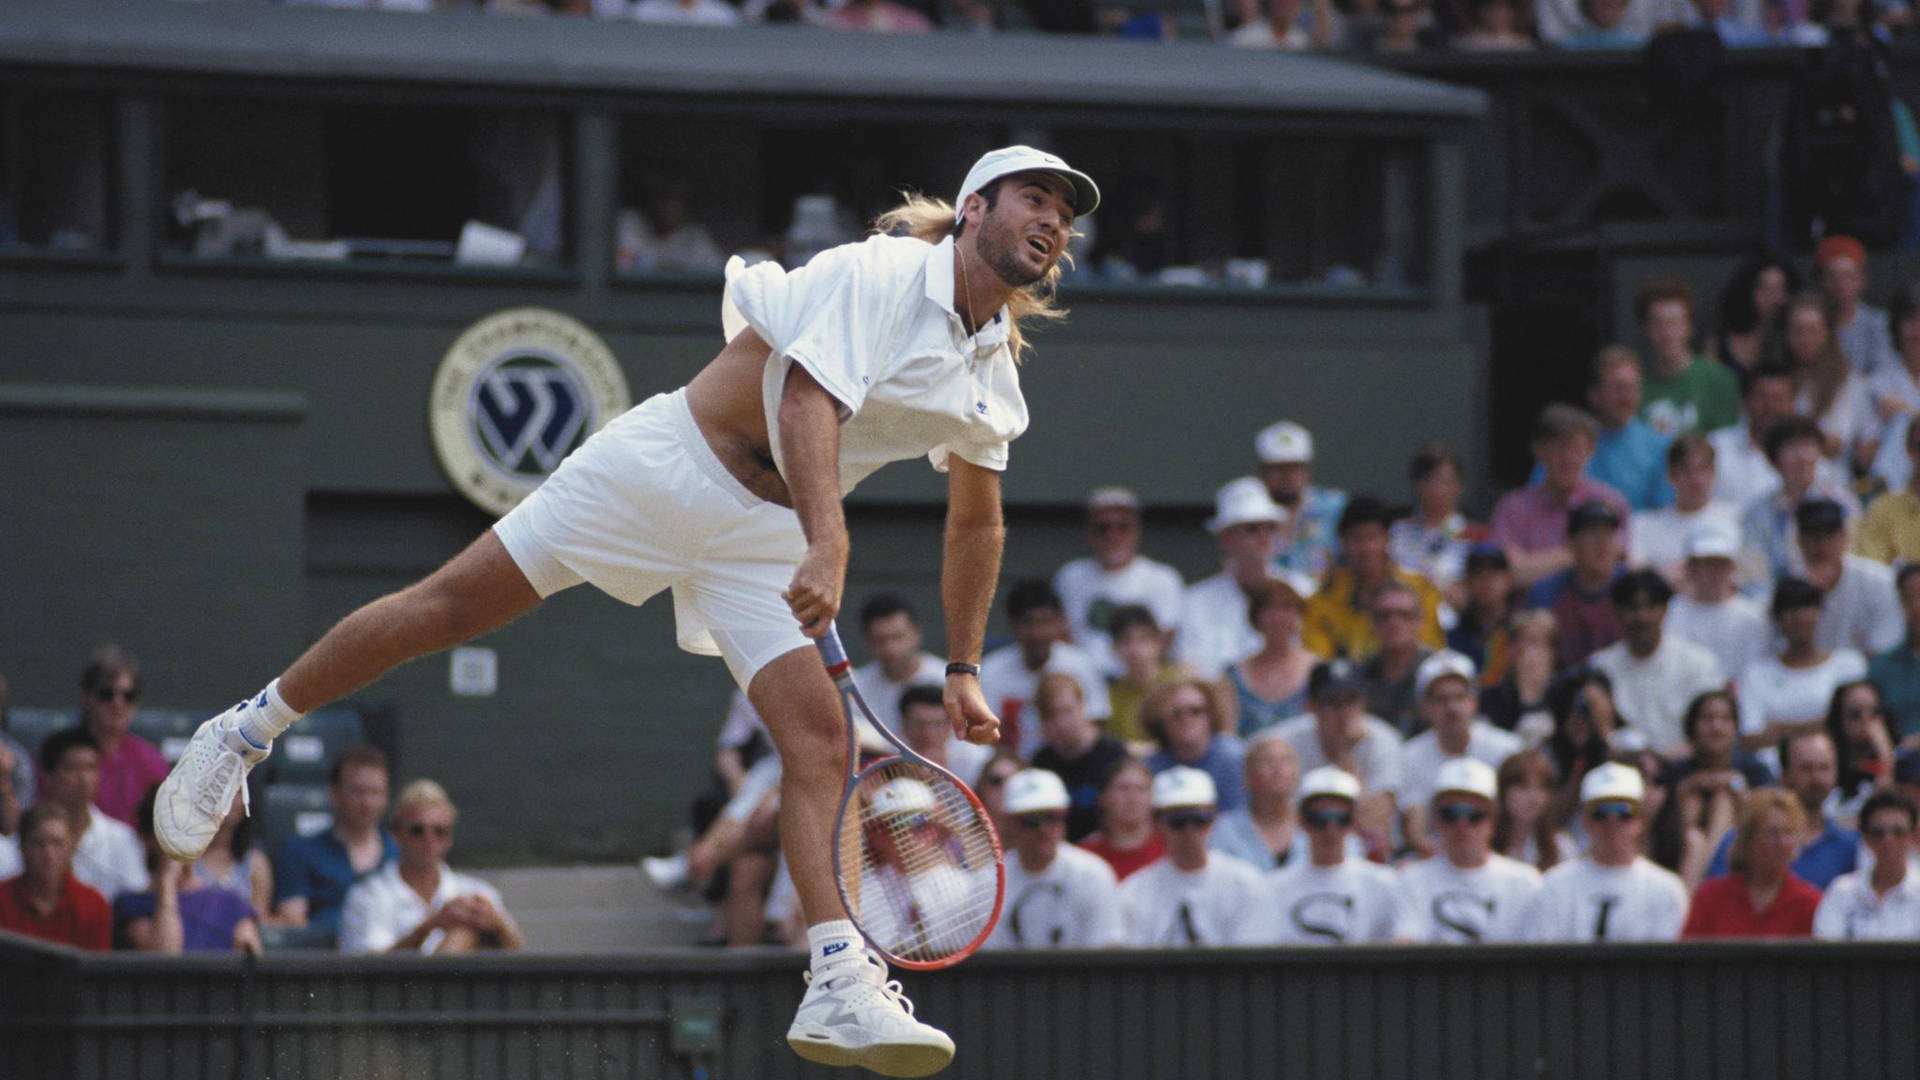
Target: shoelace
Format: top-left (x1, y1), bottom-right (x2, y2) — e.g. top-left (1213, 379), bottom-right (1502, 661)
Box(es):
top-left (805, 954), bottom-right (918, 1018)
top-left (191, 744), bottom-right (251, 819)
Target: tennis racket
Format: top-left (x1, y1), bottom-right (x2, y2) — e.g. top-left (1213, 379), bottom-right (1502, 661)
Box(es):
top-left (816, 622), bottom-right (1004, 970)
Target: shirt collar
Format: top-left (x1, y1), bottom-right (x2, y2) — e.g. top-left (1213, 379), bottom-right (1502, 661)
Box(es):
top-left (924, 235), bottom-right (1011, 353)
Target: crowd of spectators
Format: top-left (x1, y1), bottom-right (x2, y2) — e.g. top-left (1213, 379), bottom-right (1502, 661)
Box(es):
top-left (651, 235), bottom-right (1920, 948)
top-left (0, 647), bottom-right (520, 955)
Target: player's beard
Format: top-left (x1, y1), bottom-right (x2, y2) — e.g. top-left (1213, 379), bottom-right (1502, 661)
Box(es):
top-left (976, 212), bottom-right (1052, 288)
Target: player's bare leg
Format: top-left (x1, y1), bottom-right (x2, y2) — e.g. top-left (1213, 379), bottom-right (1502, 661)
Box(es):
top-left (154, 531), bottom-right (541, 861)
top-left (751, 647), bottom-right (955, 1078)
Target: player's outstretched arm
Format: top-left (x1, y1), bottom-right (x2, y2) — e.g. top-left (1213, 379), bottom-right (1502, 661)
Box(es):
top-left (942, 457), bottom-right (1005, 745)
top-left (778, 364), bottom-right (850, 639)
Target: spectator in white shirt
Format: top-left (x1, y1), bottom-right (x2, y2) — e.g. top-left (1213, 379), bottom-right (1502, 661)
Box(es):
top-left (1665, 518), bottom-right (1770, 682)
top-left (1395, 758), bottom-right (1544, 943)
top-left (1398, 651), bottom-right (1522, 857)
top-left (1814, 790), bottom-right (1920, 939)
top-left (1707, 362), bottom-right (1799, 511)
top-left (1264, 766), bottom-right (1400, 945)
top-left (1272, 660), bottom-right (1404, 860)
top-left (1795, 498), bottom-right (1903, 656)
top-left (1117, 767), bottom-right (1267, 946)
top-left (1053, 486), bottom-right (1185, 677)
top-left (1739, 577), bottom-right (1868, 750)
top-left (36, 729), bottom-right (146, 901)
top-left (899, 684), bottom-right (994, 788)
top-left (339, 780), bottom-right (521, 955)
top-left (984, 770), bottom-right (1124, 950)
top-left (852, 593), bottom-right (947, 739)
top-left (1589, 569), bottom-right (1726, 755)
top-left (1176, 478), bottom-right (1288, 679)
top-left (1630, 433), bottom-right (1738, 586)
top-left (979, 579), bottom-right (1110, 759)
top-left (1525, 762), bottom-right (1690, 942)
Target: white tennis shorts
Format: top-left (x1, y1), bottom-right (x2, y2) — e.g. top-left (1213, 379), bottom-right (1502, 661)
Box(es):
top-left (492, 388), bottom-right (811, 688)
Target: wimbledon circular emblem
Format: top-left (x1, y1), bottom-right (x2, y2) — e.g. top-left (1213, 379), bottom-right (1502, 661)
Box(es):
top-left (430, 307), bottom-right (631, 517)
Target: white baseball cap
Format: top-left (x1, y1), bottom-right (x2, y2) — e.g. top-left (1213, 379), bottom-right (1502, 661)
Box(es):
top-left (1296, 765), bottom-right (1362, 807)
top-left (1087, 486), bottom-right (1140, 513)
top-left (1684, 518), bottom-right (1741, 561)
top-left (1207, 476), bottom-right (1288, 533)
top-left (1003, 769), bottom-right (1070, 815)
top-left (1580, 762), bottom-right (1645, 806)
top-left (871, 777), bottom-right (938, 818)
top-left (1151, 766), bottom-right (1218, 810)
top-left (955, 146), bottom-right (1100, 220)
top-left (1432, 757), bottom-right (1498, 803)
top-left (1414, 650), bottom-right (1478, 702)
top-left (1255, 421), bottom-right (1314, 465)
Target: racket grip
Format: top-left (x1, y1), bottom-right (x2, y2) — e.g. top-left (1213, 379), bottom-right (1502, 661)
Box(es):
top-left (815, 622), bottom-right (851, 672)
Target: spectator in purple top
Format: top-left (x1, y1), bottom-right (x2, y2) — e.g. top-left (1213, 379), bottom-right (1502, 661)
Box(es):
top-left (72, 646), bottom-right (171, 828)
top-left (1522, 500), bottom-right (1628, 670)
top-left (1491, 404), bottom-right (1633, 589)
top-left (117, 789), bottom-right (260, 954)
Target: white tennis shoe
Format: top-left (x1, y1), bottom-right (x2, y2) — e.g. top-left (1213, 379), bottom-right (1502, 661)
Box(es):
top-left (786, 950), bottom-right (955, 1077)
top-left (153, 703), bottom-right (271, 861)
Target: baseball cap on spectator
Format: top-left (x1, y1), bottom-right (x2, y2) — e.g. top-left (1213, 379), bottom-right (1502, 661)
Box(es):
top-left (1895, 747), bottom-right (1920, 785)
top-left (1610, 728), bottom-right (1651, 755)
top-left (1580, 761), bottom-right (1645, 807)
top-left (1816, 234), bottom-right (1866, 267)
top-left (1087, 486), bottom-right (1139, 513)
top-left (1151, 766), bottom-right (1218, 810)
top-left (1003, 769), bottom-right (1070, 815)
top-left (1566, 499), bottom-right (1622, 537)
top-left (1414, 650), bottom-right (1477, 702)
top-left (1308, 658), bottom-right (1364, 700)
top-left (1463, 543), bottom-right (1509, 575)
top-left (872, 777), bottom-right (937, 818)
top-left (1684, 519), bottom-right (1740, 561)
top-left (1432, 757), bottom-right (1498, 804)
top-left (1296, 765), bottom-right (1362, 807)
top-left (956, 145), bottom-right (1100, 220)
top-left (1794, 497), bottom-right (1847, 537)
top-left (1255, 421), bottom-right (1314, 464)
top-left (1207, 476), bottom-right (1288, 533)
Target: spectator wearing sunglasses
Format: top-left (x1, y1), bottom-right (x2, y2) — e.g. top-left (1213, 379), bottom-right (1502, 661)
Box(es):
top-left (1397, 652), bottom-right (1521, 857)
top-left (1263, 766), bottom-right (1399, 946)
top-left (1117, 767), bottom-right (1266, 947)
top-left (73, 645), bottom-right (170, 828)
top-left (1815, 790), bottom-right (1920, 939)
top-left (339, 779), bottom-right (520, 954)
top-left (983, 770), bottom-right (1123, 950)
top-left (1682, 789), bottom-right (1819, 939)
top-left (1394, 759), bottom-right (1542, 943)
top-left (1524, 762), bottom-right (1689, 942)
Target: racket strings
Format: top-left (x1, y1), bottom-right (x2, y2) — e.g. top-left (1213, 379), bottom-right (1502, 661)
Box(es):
top-left (842, 760), bottom-right (1000, 963)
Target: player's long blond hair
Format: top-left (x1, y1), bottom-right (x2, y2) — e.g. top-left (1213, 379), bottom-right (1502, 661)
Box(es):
top-left (873, 188), bottom-right (1070, 361)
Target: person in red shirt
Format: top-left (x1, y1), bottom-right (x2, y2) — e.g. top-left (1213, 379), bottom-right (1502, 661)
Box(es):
top-left (1076, 757), bottom-right (1166, 881)
top-left (1682, 788), bottom-right (1822, 938)
top-left (0, 804), bottom-right (112, 951)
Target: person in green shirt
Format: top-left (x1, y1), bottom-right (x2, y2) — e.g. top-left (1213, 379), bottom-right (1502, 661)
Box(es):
top-left (1638, 276), bottom-right (1743, 439)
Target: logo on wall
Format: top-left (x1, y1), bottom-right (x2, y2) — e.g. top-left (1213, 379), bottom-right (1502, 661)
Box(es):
top-left (430, 307), bottom-right (631, 516)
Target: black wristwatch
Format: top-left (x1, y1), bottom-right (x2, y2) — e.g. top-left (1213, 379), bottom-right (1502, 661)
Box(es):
top-left (945, 662), bottom-right (981, 678)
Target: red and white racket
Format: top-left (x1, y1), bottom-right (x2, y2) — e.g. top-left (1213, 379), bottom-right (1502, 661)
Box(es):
top-left (816, 623), bottom-right (1004, 970)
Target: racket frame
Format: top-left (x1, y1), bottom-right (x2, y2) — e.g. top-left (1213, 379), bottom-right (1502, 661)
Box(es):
top-left (817, 623), bottom-right (1005, 970)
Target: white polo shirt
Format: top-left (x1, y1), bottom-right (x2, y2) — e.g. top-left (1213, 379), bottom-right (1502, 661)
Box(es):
top-left (338, 862), bottom-right (507, 954)
top-left (721, 234), bottom-right (1029, 494)
top-left (1118, 853), bottom-right (1270, 947)
top-left (984, 844), bottom-right (1125, 950)
top-left (1813, 871), bottom-right (1920, 940)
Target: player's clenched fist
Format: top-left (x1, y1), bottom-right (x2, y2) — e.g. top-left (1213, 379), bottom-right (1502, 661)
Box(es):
top-left (783, 542), bottom-right (847, 638)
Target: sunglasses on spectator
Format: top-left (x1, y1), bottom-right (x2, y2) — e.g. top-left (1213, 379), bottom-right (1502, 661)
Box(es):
top-left (93, 687), bottom-right (138, 704)
top-left (1866, 823), bottom-right (1913, 839)
top-left (1587, 801), bottom-right (1637, 822)
top-left (404, 823), bottom-right (453, 839)
top-left (1436, 803), bottom-right (1489, 825)
top-left (1304, 808), bottom-right (1354, 829)
top-left (1016, 811), bottom-right (1068, 830)
top-left (1157, 810), bottom-right (1216, 829)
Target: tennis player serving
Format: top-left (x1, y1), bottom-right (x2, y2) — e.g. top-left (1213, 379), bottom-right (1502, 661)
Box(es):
top-left (152, 145), bottom-right (1097, 1077)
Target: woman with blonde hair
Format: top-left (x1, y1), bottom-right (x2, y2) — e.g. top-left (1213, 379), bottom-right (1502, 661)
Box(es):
top-left (1141, 677), bottom-right (1247, 811)
top-left (338, 779), bottom-right (523, 954)
top-left (1681, 788), bottom-right (1821, 938)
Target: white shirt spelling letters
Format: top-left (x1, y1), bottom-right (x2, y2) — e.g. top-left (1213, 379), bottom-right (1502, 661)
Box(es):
top-left (1394, 855), bottom-right (1543, 944)
top-left (1118, 855), bottom-right (1269, 947)
top-left (1262, 860), bottom-right (1401, 945)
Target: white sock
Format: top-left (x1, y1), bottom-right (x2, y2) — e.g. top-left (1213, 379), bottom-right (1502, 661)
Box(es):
top-left (806, 920), bottom-right (864, 976)
top-left (233, 679), bottom-right (303, 749)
